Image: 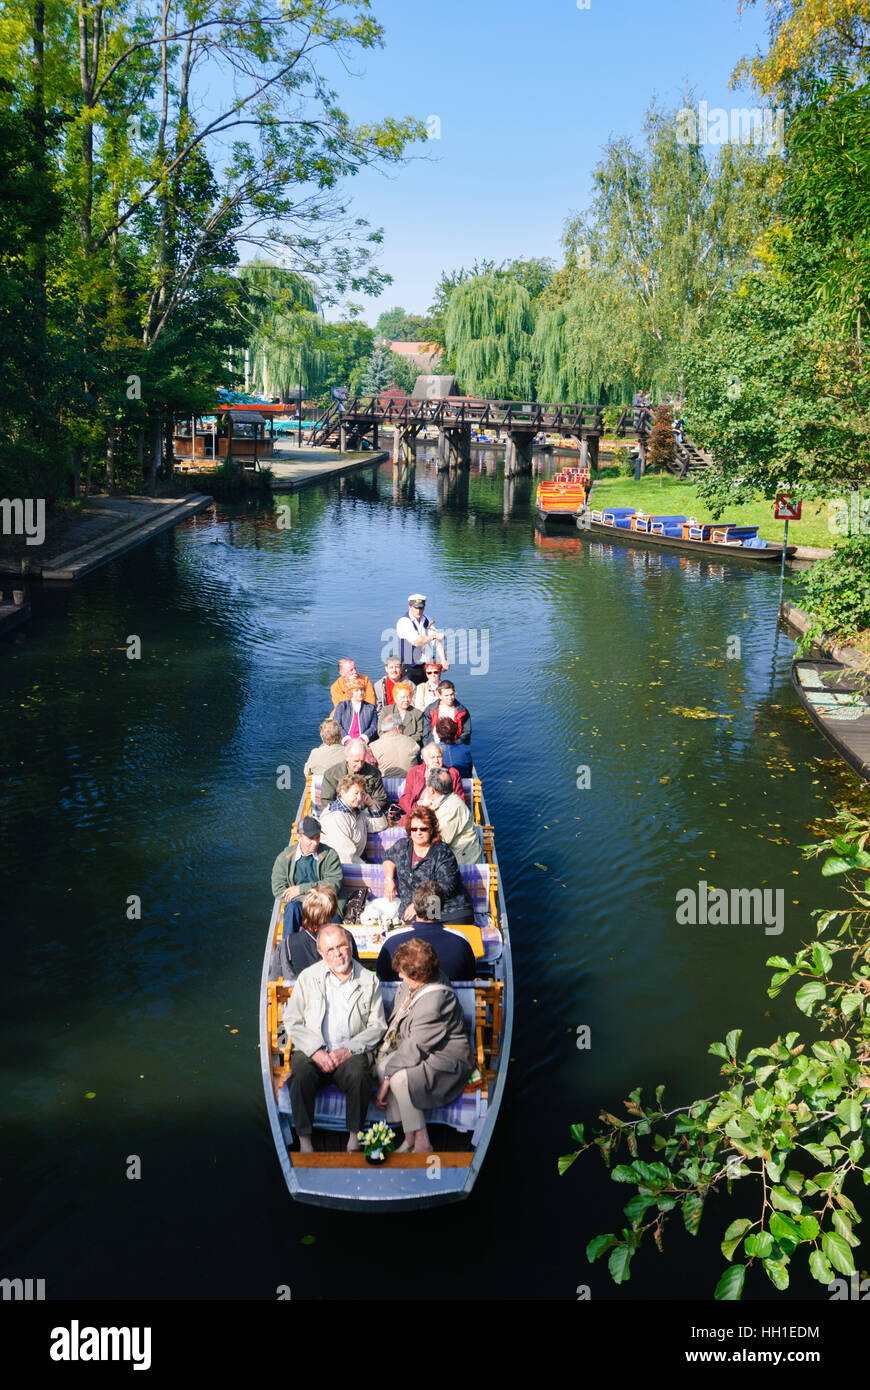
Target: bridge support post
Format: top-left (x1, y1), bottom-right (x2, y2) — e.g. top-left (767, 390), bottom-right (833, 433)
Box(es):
top-left (393, 425), bottom-right (418, 463)
top-left (438, 424), bottom-right (471, 469)
top-left (504, 430), bottom-right (535, 476)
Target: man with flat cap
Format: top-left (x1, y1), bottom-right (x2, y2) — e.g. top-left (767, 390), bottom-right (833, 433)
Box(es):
top-left (270, 815), bottom-right (346, 931)
top-left (396, 592), bottom-right (449, 685)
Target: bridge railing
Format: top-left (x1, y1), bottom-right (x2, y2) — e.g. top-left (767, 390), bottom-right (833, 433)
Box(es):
top-left (339, 395), bottom-right (604, 432)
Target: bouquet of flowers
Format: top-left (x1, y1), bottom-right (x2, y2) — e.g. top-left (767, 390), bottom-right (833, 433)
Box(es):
top-left (357, 1120), bottom-right (397, 1162)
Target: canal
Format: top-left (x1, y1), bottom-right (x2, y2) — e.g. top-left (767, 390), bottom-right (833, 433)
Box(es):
top-left (0, 450), bottom-right (857, 1301)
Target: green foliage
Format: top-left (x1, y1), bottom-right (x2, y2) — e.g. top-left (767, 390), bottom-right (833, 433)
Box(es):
top-left (798, 534), bottom-right (870, 645)
top-left (559, 810), bottom-right (870, 1300)
top-left (374, 306), bottom-right (434, 341)
top-left (445, 274), bottom-right (535, 398)
top-left (359, 342), bottom-right (413, 396)
top-left (612, 446), bottom-right (634, 478)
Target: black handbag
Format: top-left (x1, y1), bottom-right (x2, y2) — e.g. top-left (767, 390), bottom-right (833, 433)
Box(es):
top-left (343, 886), bottom-right (369, 924)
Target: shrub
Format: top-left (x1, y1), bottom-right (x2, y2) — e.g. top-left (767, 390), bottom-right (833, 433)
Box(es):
top-left (646, 405), bottom-right (675, 472)
top-left (798, 533), bottom-right (870, 645)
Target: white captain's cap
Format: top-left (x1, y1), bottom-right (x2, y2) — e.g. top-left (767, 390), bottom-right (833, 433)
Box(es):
top-left (408, 593), bottom-right (427, 605)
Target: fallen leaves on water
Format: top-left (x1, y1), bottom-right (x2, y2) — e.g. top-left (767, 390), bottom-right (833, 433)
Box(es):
top-left (300, 1235), bottom-right (316, 1245)
top-left (84, 1092), bottom-right (96, 1099)
top-left (533, 862), bottom-right (548, 871)
top-left (668, 705), bottom-right (731, 720)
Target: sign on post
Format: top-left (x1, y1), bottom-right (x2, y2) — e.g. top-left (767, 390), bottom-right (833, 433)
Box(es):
top-left (774, 494), bottom-right (802, 521)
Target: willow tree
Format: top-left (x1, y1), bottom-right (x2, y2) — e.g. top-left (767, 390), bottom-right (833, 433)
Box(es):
top-left (541, 102), bottom-right (778, 403)
top-left (237, 261), bottom-right (329, 400)
top-left (445, 274), bottom-right (535, 399)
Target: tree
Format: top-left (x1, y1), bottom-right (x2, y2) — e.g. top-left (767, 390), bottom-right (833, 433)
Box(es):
top-left (646, 404), bottom-right (676, 473)
top-left (560, 809), bottom-right (870, 1300)
top-left (237, 261), bottom-right (329, 401)
top-left (734, 0), bottom-right (870, 100)
top-left (445, 274), bottom-right (535, 398)
top-left (358, 342), bottom-right (413, 395)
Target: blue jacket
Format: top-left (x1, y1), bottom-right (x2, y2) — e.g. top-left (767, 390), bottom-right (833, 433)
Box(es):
top-left (333, 698), bottom-right (378, 742)
top-left (439, 743), bottom-right (473, 777)
top-left (376, 921), bottom-right (476, 983)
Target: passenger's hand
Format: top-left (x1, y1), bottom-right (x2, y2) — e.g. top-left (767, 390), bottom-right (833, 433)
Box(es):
top-left (383, 878), bottom-right (397, 901)
top-left (329, 1047), bottom-right (352, 1066)
top-left (312, 1048), bottom-right (335, 1073)
top-left (282, 885), bottom-right (300, 902)
top-left (402, 903), bottom-right (416, 922)
top-left (374, 1079), bottom-right (390, 1110)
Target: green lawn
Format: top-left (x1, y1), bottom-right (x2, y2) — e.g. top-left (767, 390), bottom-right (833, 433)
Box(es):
top-left (589, 472), bottom-right (834, 549)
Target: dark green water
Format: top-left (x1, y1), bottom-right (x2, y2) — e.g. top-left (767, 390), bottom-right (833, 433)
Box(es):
top-left (0, 452), bottom-right (861, 1301)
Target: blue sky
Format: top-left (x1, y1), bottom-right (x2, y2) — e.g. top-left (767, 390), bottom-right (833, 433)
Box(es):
top-left (315, 0), bottom-right (773, 325)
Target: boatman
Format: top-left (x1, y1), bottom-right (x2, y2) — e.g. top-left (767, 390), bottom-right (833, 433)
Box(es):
top-left (396, 593), bottom-right (449, 685)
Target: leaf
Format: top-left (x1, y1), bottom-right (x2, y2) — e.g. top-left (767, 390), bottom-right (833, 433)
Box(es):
top-left (533, 862), bottom-right (548, 871)
top-left (714, 1265), bottom-right (745, 1300)
top-left (762, 1258), bottom-right (790, 1290)
top-left (795, 981), bottom-right (826, 1014)
top-left (798, 1214), bottom-right (820, 1241)
top-left (624, 1194), bottom-right (653, 1224)
top-left (809, 1249), bottom-right (834, 1285)
top-left (557, 1152), bottom-right (579, 1176)
top-left (569, 1123), bottom-right (585, 1145)
top-left (835, 1098), bottom-right (861, 1132)
top-left (769, 1212), bottom-right (803, 1244)
top-left (682, 1192), bottom-right (704, 1236)
top-left (607, 1244), bottom-right (634, 1284)
top-left (832, 1210), bottom-right (859, 1247)
top-left (822, 1231), bottom-right (856, 1276)
top-left (586, 1232), bottom-right (617, 1263)
top-left (821, 854), bottom-right (860, 876)
top-left (611, 1165), bottom-right (636, 1183)
top-left (300, 1235), bottom-right (316, 1245)
top-left (744, 1231), bottom-right (774, 1257)
top-left (725, 1028), bottom-right (742, 1059)
top-left (802, 1142), bottom-right (831, 1164)
top-left (721, 1217), bottom-right (752, 1261)
top-left (811, 942), bottom-right (833, 974)
top-left (770, 1186), bottom-right (802, 1215)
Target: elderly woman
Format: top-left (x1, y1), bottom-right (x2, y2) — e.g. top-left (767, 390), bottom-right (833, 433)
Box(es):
top-left (378, 680), bottom-right (422, 742)
top-left (273, 885), bottom-right (358, 979)
top-left (374, 938), bottom-right (474, 1153)
top-left (382, 805), bottom-right (474, 925)
top-left (333, 675), bottom-right (378, 744)
top-left (320, 774), bottom-right (388, 864)
top-left (413, 661), bottom-right (444, 712)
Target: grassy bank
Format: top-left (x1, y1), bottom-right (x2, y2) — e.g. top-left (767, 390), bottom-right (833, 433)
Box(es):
top-left (589, 472), bottom-right (834, 549)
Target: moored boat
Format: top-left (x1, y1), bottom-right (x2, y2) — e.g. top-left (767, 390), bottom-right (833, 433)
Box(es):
top-left (535, 468), bottom-right (590, 522)
top-left (579, 506), bottom-right (794, 563)
top-left (791, 658), bottom-right (870, 783)
top-left (260, 766), bottom-right (512, 1211)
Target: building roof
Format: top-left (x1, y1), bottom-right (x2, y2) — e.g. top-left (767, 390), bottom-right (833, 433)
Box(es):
top-left (411, 374), bottom-right (457, 400)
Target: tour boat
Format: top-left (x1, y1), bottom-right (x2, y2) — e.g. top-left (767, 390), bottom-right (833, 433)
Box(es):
top-left (576, 506), bottom-right (794, 562)
top-left (791, 658), bottom-right (870, 783)
top-left (534, 468), bottom-right (590, 522)
top-left (259, 768), bottom-right (513, 1211)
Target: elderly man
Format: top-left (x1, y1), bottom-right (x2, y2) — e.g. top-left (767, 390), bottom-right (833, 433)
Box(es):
top-left (368, 709), bottom-right (421, 778)
top-left (270, 816), bottom-right (346, 929)
top-left (329, 657), bottom-right (376, 711)
top-left (284, 925), bottom-right (386, 1153)
top-left (303, 718), bottom-right (347, 778)
top-left (378, 680), bottom-right (422, 743)
top-left (399, 741), bottom-right (465, 821)
top-left (320, 774), bottom-right (388, 864)
top-left (375, 882), bottom-right (476, 983)
top-left (396, 593), bottom-right (448, 685)
top-left (320, 738), bottom-right (387, 813)
top-left (418, 768), bottom-right (482, 865)
top-left (373, 655), bottom-right (403, 712)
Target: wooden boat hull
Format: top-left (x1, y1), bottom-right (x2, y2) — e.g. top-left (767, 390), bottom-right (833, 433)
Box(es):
top-left (580, 517), bottom-right (793, 563)
top-left (791, 659), bottom-right (870, 783)
top-left (260, 773), bottom-right (513, 1211)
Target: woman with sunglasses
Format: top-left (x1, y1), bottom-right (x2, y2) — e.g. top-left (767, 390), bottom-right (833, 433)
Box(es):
top-left (381, 805), bottom-right (474, 926)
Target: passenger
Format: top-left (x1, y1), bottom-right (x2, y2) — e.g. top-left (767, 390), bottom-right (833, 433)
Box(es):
top-left (284, 925), bottom-right (386, 1154)
top-left (421, 679), bottom-right (471, 744)
top-left (398, 742), bottom-right (465, 822)
top-left (376, 881), bottom-right (476, 983)
top-left (373, 937), bottom-right (474, 1153)
top-left (274, 885), bottom-right (358, 980)
top-left (396, 592), bottom-right (449, 685)
top-left (303, 718), bottom-right (347, 778)
top-left (320, 738), bottom-right (387, 813)
top-left (378, 680), bottom-right (422, 742)
top-left (430, 717), bottom-right (473, 778)
top-left (417, 767), bottom-right (482, 865)
top-left (333, 675), bottom-right (378, 744)
top-left (368, 709), bottom-right (421, 778)
top-left (319, 774), bottom-right (388, 864)
top-left (413, 660), bottom-right (444, 711)
top-left (382, 805), bottom-right (474, 925)
top-left (270, 816), bottom-right (346, 931)
top-left (373, 655), bottom-right (403, 712)
top-left (329, 658), bottom-right (376, 710)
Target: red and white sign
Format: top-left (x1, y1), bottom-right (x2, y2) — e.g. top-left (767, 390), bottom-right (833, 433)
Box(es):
top-left (774, 494), bottom-right (802, 521)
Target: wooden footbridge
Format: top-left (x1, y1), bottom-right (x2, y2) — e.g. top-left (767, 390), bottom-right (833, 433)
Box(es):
top-left (615, 406), bottom-right (715, 479)
top-left (312, 395), bottom-right (604, 474)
